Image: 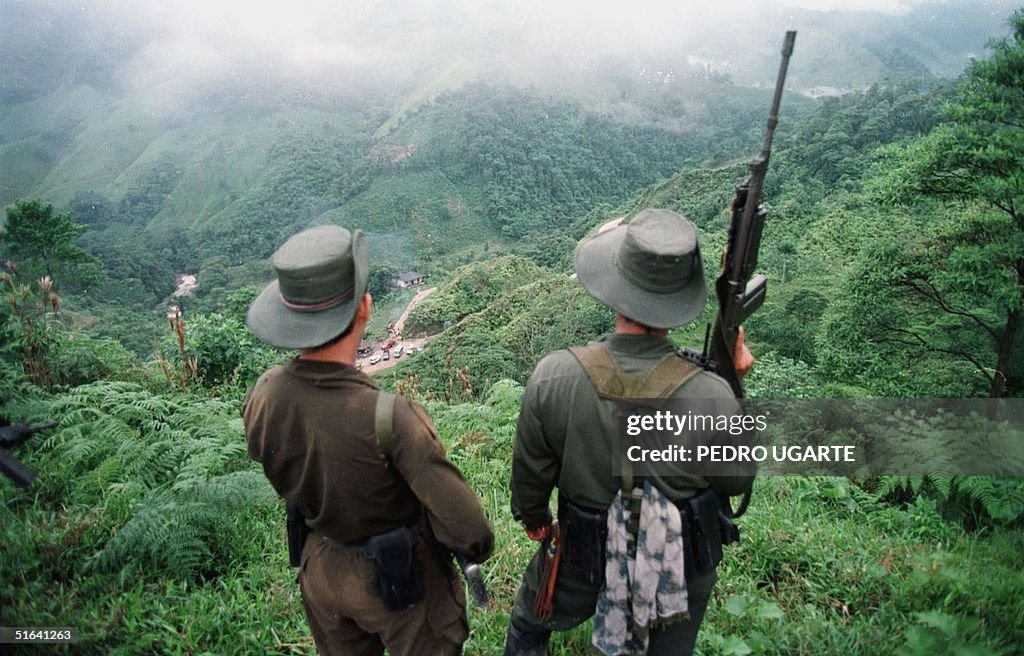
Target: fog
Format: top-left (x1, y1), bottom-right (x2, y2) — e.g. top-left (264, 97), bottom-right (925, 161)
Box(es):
top-left (6, 0), bottom-right (1012, 111)
top-left (97, 0), bottom-right (914, 88)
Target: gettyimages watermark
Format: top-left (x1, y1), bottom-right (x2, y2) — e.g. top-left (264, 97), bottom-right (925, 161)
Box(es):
top-left (611, 398), bottom-right (1024, 477)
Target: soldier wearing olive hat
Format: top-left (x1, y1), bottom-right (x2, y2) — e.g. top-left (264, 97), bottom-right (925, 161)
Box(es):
top-left (242, 225), bottom-right (493, 656)
top-left (505, 209), bottom-right (754, 656)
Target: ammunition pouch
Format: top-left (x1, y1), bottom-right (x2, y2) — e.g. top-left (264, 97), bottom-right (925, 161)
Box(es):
top-left (559, 496), bottom-right (608, 587)
top-left (286, 500), bottom-right (310, 568)
top-left (363, 525), bottom-right (425, 611)
top-left (683, 489), bottom-right (725, 574)
top-left (560, 488), bottom-right (737, 586)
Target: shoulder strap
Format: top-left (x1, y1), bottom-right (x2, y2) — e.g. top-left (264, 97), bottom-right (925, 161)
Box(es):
top-left (375, 391), bottom-right (397, 458)
top-left (569, 343), bottom-right (702, 509)
top-left (568, 343), bottom-right (702, 402)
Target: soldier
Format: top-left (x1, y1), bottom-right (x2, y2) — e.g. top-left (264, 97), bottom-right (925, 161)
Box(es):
top-left (505, 209), bottom-right (755, 656)
top-left (243, 225), bottom-right (494, 656)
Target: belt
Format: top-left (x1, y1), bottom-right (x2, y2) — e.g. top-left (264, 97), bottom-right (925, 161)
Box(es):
top-left (318, 533), bottom-right (368, 551)
top-left (318, 521), bottom-right (421, 553)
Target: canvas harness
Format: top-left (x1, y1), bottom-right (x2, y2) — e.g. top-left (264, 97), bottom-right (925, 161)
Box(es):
top-left (374, 390), bottom-right (397, 457)
top-left (567, 343), bottom-right (702, 547)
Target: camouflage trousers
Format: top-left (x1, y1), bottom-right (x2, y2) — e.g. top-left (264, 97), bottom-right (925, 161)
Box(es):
top-left (298, 532), bottom-right (468, 656)
top-left (508, 542), bottom-right (718, 656)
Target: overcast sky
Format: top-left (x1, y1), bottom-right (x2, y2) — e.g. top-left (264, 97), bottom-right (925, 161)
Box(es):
top-left (67, 0), bottom-right (927, 81)
top-left (3, 0), bottom-right (1016, 104)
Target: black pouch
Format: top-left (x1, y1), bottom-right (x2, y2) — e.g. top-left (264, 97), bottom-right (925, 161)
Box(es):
top-left (286, 500), bottom-right (310, 568)
top-left (364, 526), bottom-right (425, 611)
top-left (719, 512), bottom-right (740, 546)
top-left (686, 490), bottom-right (724, 574)
top-left (559, 497), bottom-right (608, 587)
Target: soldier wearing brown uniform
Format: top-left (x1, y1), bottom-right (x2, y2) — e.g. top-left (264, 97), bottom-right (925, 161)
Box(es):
top-left (505, 209), bottom-right (755, 655)
top-left (243, 225), bottom-right (494, 656)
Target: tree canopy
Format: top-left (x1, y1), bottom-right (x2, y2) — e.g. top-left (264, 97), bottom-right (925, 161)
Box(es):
top-left (1, 198), bottom-right (101, 286)
top-left (859, 10), bottom-right (1024, 398)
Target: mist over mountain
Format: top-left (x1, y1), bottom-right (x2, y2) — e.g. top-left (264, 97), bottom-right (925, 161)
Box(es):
top-left (0, 0), bottom-right (1018, 272)
top-left (3, 0), bottom-right (1013, 104)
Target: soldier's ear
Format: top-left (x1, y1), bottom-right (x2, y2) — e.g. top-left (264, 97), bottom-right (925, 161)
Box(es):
top-left (357, 293), bottom-right (373, 322)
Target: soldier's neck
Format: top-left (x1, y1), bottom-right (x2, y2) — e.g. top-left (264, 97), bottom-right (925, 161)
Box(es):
top-left (298, 328), bottom-right (362, 366)
top-left (615, 314), bottom-right (668, 337)
top-left (298, 340), bottom-right (358, 365)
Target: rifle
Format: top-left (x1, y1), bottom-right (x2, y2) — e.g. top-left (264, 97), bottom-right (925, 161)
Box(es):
top-left (0, 419), bottom-right (56, 487)
top-left (687, 31), bottom-right (796, 519)
top-left (1, 418), bottom-right (55, 656)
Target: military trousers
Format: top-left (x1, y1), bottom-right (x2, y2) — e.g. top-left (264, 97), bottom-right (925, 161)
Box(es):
top-left (508, 542), bottom-right (718, 656)
top-left (298, 532), bottom-right (469, 656)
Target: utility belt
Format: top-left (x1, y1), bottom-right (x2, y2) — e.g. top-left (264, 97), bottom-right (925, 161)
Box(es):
top-left (558, 487), bottom-right (738, 588)
top-left (287, 502), bottom-right (428, 612)
top-left (325, 523), bottom-right (428, 612)
top-left (360, 523), bottom-right (427, 611)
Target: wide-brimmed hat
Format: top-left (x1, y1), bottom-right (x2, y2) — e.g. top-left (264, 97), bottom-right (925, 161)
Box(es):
top-left (247, 225), bottom-right (368, 349)
top-left (574, 208), bottom-right (707, 329)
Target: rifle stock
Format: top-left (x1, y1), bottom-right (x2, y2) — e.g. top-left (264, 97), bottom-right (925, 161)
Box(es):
top-left (0, 419), bottom-right (55, 488)
top-left (0, 448), bottom-right (35, 487)
top-left (455, 551), bottom-right (489, 608)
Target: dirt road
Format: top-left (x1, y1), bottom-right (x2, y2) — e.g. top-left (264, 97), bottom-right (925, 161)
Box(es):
top-left (359, 286), bottom-right (436, 376)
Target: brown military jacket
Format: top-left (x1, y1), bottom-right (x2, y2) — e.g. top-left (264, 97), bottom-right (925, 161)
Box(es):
top-left (244, 358), bottom-right (493, 562)
top-left (511, 332), bottom-right (754, 529)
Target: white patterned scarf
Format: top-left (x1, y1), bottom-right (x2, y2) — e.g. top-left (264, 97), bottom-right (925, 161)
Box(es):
top-left (592, 480), bottom-right (689, 656)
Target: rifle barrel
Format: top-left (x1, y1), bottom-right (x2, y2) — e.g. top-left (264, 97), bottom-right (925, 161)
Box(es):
top-left (734, 31), bottom-right (796, 285)
top-left (761, 31), bottom-right (797, 157)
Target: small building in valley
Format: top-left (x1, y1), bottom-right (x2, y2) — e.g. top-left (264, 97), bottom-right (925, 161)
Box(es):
top-left (393, 271), bottom-right (426, 288)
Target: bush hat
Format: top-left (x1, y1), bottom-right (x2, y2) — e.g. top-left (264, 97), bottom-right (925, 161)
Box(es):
top-left (574, 208), bottom-right (707, 329)
top-left (247, 225), bottom-right (368, 349)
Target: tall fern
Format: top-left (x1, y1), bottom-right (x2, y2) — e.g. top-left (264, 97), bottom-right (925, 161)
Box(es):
top-left (877, 476), bottom-right (1024, 527)
top-left (93, 471), bottom-right (275, 582)
top-left (15, 380), bottom-right (276, 581)
top-left (862, 405), bottom-right (1024, 527)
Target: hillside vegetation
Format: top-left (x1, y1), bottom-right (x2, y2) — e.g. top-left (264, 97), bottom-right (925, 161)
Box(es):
top-left (2, 370), bottom-right (1022, 654)
top-left (2, 5), bottom-right (1024, 655)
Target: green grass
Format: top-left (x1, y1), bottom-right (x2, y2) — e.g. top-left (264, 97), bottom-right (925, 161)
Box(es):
top-left (3, 377), bottom-right (1022, 655)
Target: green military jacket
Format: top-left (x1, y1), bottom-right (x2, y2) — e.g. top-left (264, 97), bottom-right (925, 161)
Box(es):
top-left (511, 333), bottom-right (753, 529)
top-left (244, 358), bottom-right (493, 562)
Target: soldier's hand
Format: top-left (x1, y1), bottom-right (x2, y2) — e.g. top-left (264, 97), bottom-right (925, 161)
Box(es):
top-left (734, 326), bottom-right (754, 379)
top-left (525, 523), bottom-right (551, 542)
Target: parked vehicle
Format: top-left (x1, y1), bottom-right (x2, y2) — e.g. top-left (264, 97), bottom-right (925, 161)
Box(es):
top-left (382, 350), bottom-right (390, 361)
top-left (369, 354), bottom-right (381, 365)
top-left (392, 346), bottom-right (404, 359)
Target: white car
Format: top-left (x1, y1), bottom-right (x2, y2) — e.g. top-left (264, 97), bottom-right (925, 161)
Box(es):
top-left (368, 354), bottom-right (381, 365)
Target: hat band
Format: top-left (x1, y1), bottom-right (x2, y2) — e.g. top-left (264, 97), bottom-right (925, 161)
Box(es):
top-left (279, 285), bottom-right (354, 313)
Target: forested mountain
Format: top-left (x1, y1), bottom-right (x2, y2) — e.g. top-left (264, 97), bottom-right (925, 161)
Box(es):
top-left (0, 0), bottom-right (1016, 280)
